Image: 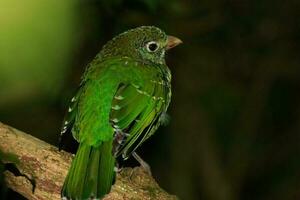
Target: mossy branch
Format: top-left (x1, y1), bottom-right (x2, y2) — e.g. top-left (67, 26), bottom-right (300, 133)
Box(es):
top-left (0, 122), bottom-right (178, 200)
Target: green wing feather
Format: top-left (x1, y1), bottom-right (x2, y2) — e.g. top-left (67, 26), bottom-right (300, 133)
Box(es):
top-left (59, 85), bottom-right (83, 149)
top-left (72, 57), bottom-right (150, 146)
top-left (110, 62), bottom-right (170, 159)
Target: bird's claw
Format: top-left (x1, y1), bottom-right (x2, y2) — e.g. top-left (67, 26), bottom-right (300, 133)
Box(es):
top-left (132, 152), bottom-right (152, 176)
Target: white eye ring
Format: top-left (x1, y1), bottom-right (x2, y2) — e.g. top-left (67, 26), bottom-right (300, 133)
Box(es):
top-left (146, 41), bottom-right (159, 52)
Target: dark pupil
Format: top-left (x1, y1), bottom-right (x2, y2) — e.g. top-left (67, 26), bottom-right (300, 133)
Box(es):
top-left (148, 43), bottom-right (157, 51)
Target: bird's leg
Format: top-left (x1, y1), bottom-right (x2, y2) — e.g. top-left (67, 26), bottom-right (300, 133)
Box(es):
top-left (112, 129), bottom-right (128, 156)
top-left (114, 162), bottom-right (122, 173)
top-left (132, 152), bottom-right (152, 175)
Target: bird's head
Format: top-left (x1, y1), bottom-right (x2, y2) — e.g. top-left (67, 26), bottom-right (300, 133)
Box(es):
top-left (99, 26), bottom-right (182, 65)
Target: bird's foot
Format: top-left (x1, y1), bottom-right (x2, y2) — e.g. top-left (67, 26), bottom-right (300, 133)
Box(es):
top-left (112, 130), bottom-right (129, 155)
top-left (114, 162), bottom-right (123, 173)
top-left (114, 166), bottom-right (122, 173)
top-left (132, 152), bottom-right (152, 176)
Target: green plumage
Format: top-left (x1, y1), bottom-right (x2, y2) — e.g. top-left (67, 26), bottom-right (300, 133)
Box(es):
top-left (60, 26), bottom-right (181, 199)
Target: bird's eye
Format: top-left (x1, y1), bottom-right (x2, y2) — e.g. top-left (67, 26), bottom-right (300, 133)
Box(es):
top-left (146, 41), bottom-right (159, 52)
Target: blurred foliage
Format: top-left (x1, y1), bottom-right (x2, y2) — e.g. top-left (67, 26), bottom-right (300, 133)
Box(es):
top-left (1, 0), bottom-right (300, 200)
top-left (0, 0), bottom-right (76, 106)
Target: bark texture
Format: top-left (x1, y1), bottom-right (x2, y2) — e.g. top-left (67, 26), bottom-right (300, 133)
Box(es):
top-left (0, 122), bottom-right (178, 200)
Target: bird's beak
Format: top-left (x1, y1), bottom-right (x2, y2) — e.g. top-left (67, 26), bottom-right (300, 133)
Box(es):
top-left (166, 35), bottom-right (183, 50)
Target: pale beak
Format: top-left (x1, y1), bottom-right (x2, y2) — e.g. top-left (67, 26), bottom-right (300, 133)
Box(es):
top-left (166, 35), bottom-right (183, 50)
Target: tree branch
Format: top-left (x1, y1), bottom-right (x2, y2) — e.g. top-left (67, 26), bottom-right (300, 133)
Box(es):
top-left (0, 122), bottom-right (178, 200)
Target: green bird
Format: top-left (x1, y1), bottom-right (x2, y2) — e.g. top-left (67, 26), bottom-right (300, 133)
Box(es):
top-left (59, 26), bottom-right (182, 199)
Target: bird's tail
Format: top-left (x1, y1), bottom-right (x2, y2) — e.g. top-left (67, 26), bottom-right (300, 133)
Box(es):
top-left (61, 140), bottom-right (115, 200)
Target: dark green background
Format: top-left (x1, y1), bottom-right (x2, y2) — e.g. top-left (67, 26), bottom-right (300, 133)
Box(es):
top-left (1, 0), bottom-right (300, 199)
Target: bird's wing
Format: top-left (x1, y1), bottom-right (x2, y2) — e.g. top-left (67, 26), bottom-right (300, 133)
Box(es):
top-left (60, 57), bottom-right (168, 151)
top-left (59, 84), bottom-right (83, 150)
top-left (60, 57), bottom-right (157, 147)
top-left (111, 70), bottom-right (168, 159)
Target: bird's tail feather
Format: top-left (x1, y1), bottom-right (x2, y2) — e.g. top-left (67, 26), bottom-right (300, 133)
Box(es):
top-left (62, 140), bottom-right (115, 199)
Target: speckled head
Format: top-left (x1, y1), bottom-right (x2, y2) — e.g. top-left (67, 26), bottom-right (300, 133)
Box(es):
top-left (99, 26), bottom-right (182, 64)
